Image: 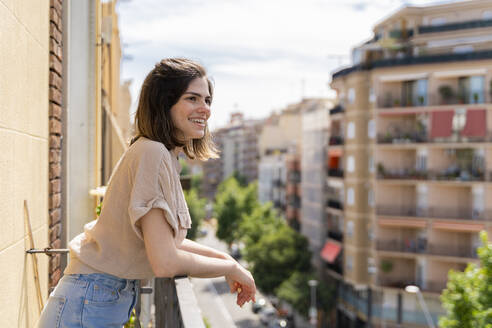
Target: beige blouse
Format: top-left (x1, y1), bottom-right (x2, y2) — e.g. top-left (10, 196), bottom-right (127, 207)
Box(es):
top-left (64, 137), bottom-right (191, 279)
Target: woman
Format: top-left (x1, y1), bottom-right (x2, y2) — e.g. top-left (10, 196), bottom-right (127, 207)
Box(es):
top-left (37, 58), bottom-right (256, 327)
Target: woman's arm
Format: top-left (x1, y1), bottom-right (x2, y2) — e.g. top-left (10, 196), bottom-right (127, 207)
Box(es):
top-left (140, 208), bottom-right (256, 306)
top-left (178, 238), bottom-right (233, 261)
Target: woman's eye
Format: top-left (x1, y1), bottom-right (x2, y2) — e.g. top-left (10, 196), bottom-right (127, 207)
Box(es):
top-left (205, 99), bottom-right (212, 105)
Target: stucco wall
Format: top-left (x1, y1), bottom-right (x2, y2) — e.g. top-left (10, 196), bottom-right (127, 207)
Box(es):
top-left (0, 0), bottom-right (50, 326)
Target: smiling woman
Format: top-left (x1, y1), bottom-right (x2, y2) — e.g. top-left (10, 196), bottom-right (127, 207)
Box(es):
top-left (37, 58), bottom-right (256, 327)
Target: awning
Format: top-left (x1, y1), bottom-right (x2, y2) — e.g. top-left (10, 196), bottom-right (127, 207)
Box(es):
top-left (328, 149), bottom-right (343, 157)
top-left (461, 109), bottom-right (486, 137)
top-left (378, 218), bottom-right (427, 228)
top-left (430, 110), bottom-right (454, 138)
top-left (320, 241), bottom-right (342, 263)
top-left (433, 221), bottom-right (485, 232)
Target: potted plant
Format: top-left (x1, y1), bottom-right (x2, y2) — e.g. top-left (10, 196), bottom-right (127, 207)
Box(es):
top-left (438, 85), bottom-right (453, 104)
top-left (380, 260), bottom-right (393, 273)
top-left (473, 92), bottom-right (480, 104)
top-left (393, 98), bottom-right (401, 107)
top-left (418, 95), bottom-right (425, 106)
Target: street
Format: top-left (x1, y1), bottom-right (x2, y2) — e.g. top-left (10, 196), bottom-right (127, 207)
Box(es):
top-left (191, 222), bottom-right (264, 328)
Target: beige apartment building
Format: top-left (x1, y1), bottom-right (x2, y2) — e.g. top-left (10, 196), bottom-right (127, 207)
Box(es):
top-left (328, 1), bottom-right (492, 327)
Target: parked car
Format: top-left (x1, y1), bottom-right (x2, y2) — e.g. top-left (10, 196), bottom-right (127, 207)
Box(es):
top-left (252, 297), bottom-right (266, 314)
top-left (230, 243), bottom-right (242, 260)
top-left (259, 307), bottom-right (277, 326)
top-left (269, 318), bottom-right (288, 328)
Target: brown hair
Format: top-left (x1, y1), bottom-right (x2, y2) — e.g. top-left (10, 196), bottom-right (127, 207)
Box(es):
top-left (132, 58), bottom-right (218, 160)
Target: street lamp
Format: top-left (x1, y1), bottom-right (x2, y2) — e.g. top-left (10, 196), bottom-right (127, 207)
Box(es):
top-left (405, 285), bottom-right (435, 328)
top-left (308, 279), bottom-right (318, 326)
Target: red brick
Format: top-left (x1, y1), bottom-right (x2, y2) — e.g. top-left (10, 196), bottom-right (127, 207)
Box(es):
top-left (50, 178), bottom-right (61, 194)
top-left (49, 223), bottom-right (61, 243)
top-left (49, 163), bottom-right (61, 179)
top-left (49, 268), bottom-right (62, 287)
top-left (49, 70), bottom-right (62, 90)
top-left (50, 0), bottom-right (62, 17)
top-left (49, 87), bottom-right (62, 105)
top-left (50, 7), bottom-right (59, 27)
top-left (49, 103), bottom-right (62, 119)
top-left (49, 55), bottom-right (62, 75)
top-left (49, 23), bottom-right (62, 43)
top-left (49, 149), bottom-right (61, 163)
top-left (49, 193), bottom-right (61, 209)
top-left (50, 238), bottom-right (61, 249)
top-left (49, 135), bottom-right (61, 149)
top-left (49, 37), bottom-right (63, 61)
top-left (50, 208), bottom-right (62, 225)
top-left (49, 254), bottom-right (61, 271)
top-left (50, 119), bottom-right (62, 135)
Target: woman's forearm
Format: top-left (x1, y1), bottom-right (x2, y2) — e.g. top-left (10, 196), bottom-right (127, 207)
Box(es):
top-left (178, 238), bottom-right (231, 260)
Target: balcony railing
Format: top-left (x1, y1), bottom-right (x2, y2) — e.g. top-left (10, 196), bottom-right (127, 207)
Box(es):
top-left (333, 50), bottom-right (492, 79)
top-left (427, 243), bottom-right (478, 259)
top-left (418, 18), bottom-right (492, 34)
top-left (329, 135), bottom-right (344, 145)
top-left (377, 131), bottom-right (492, 144)
top-left (329, 104), bottom-right (345, 115)
top-left (327, 199), bottom-right (343, 210)
top-left (327, 230), bottom-right (344, 242)
top-left (377, 239), bottom-right (477, 259)
top-left (377, 205), bottom-right (488, 221)
top-left (378, 276), bottom-right (417, 289)
top-left (376, 239), bottom-right (428, 254)
top-left (377, 92), bottom-right (491, 109)
top-left (328, 168), bottom-right (344, 178)
top-left (377, 165), bottom-right (485, 182)
top-left (154, 277), bottom-right (206, 328)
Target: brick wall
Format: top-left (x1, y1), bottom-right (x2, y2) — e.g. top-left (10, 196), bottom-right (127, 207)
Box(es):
top-left (48, 0), bottom-right (63, 289)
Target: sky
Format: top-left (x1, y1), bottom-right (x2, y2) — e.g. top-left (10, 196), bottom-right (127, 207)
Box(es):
top-left (117, 0), bottom-right (462, 129)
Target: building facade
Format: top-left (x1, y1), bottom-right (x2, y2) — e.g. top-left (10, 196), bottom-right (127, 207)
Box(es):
top-left (0, 1), bottom-right (131, 326)
top-left (328, 1), bottom-right (492, 327)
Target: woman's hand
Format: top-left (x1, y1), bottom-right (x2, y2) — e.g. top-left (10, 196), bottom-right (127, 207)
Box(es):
top-left (225, 261), bottom-right (256, 307)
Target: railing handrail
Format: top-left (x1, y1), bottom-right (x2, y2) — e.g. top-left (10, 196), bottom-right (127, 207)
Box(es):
top-left (154, 276), bottom-right (205, 328)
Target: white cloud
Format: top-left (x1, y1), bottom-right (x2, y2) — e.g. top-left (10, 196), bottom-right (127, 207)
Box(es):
top-left (117, 0), bottom-right (462, 129)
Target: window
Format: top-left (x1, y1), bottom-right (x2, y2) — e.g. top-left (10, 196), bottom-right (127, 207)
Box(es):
top-left (483, 11), bottom-right (492, 20)
top-left (452, 108), bottom-right (466, 133)
top-left (368, 119), bottom-right (375, 138)
top-left (346, 221), bottom-right (354, 237)
top-left (369, 156), bottom-right (375, 173)
top-left (348, 88), bottom-right (355, 104)
top-left (347, 122), bottom-right (355, 139)
top-left (368, 189), bottom-right (374, 207)
top-left (347, 188), bottom-right (354, 205)
top-left (369, 87), bottom-right (375, 103)
top-left (346, 255), bottom-right (353, 272)
top-left (347, 156), bottom-right (355, 173)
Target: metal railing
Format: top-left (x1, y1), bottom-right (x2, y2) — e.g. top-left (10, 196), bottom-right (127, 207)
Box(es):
top-left (327, 199), bottom-right (343, 210)
top-left (418, 18), bottom-right (492, 34)
top-left (427, 243), bottom-right (478, 259)
top-left (328, 168), bottom-right (344, 178)
top-left (329, 104), bottom-right (345, 115)
top-left (376, 239), bottom-right (428, 254)
top-left (154, 277), bottom-right (206, 328)
top-left (329, 135), bottom-right (344, 145)
top-left (377, 165), bottom-right (485, 182)
top-left (377, 92), bottom-right (492, 109)
top-left (376, 205), bottom-right (488, 221)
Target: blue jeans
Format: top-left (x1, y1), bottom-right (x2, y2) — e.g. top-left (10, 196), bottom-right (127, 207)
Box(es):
top-left (37, 273), bottom-right (139, 328)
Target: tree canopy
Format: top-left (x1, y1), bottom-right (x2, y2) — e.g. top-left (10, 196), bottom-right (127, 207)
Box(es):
top-left (440, 231), bottom-right (492, 328)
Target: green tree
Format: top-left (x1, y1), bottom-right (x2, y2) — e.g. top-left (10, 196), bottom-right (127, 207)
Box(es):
top-left (238, 202), bottom-right (283, 249)
top-left (246, 224), bottom-right (312, 294)
top-left (214, 177), bottom-right (258, 245)
top-left (276, 271), bottom-right (335, 318)
top-left (184, 188), bottom-right (206, 240)
top-left (440, 231), bottom-right (492, 328)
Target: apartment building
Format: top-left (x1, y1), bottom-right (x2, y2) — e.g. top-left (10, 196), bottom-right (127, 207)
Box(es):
top-left (202, 112), bottom-right (263, 199)
top-left (300, 98), bottom-right (333, 270)
top-left (328, 1), bottom-right (492, 327)
top-left (258, 103), bottom-right (303, 222)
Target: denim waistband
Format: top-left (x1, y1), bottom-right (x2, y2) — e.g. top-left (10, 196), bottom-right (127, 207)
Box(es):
top-left (65, 273), bottom-right (139, 291)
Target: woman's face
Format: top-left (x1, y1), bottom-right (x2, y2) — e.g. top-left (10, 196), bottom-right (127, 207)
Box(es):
top-left (170, 77), bottom-right (211, 141)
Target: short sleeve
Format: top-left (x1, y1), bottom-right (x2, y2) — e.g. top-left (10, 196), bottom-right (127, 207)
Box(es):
top-left (128, 149), bottom-right (179, 240)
